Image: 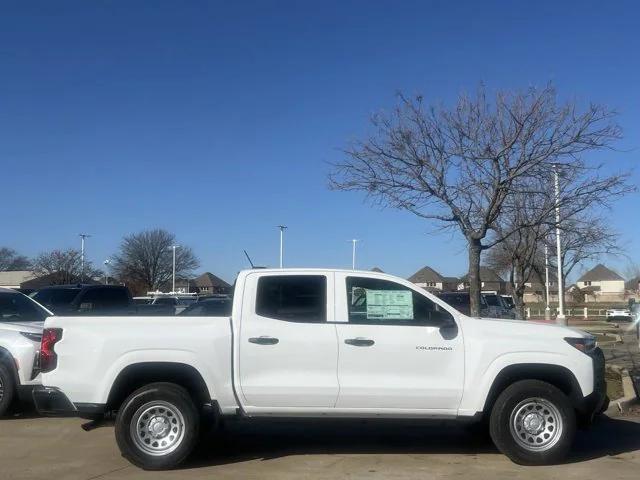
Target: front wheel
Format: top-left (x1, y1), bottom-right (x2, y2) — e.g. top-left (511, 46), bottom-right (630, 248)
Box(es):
top-left (115, 383), bottom-right (200, 470)
top-left (489, 379), bottom-right (575, 465)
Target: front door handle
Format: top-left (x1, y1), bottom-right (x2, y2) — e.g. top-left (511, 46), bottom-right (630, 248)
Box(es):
top-left (344, 337), bottom-right (375, 347)
top-left (248, 336), bottom-right (279, 345)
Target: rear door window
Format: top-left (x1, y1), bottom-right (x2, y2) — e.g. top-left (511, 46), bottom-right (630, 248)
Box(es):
top-left (256, 275), bottom-right (326, 322)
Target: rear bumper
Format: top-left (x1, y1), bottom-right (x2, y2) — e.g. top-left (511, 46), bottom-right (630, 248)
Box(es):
top-left (33, 387), bottom-right (105, 419)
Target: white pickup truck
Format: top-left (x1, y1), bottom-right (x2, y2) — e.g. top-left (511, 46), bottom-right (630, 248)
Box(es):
top-left (33, 269), bottom-right (607, 470)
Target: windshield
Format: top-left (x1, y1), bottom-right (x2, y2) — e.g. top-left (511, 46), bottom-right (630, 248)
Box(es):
top-left (483, 294), bottom-right (500, 306)
top-left (0, 291), bottom-right (48, 323)
top-left (501, 296), bottom-right (514, 308)
top-left (31, 288), bottom-right (81, 308)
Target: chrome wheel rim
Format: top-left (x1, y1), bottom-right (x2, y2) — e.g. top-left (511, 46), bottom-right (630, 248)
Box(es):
top-left (130, 400), bottom-right (186, 456)
top-left (509, 397), bottom-right (563, 452)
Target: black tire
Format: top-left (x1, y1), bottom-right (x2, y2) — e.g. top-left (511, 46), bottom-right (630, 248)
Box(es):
top-left (0, 362), bottom-right (15, 417)
top-left (489, 379), bottom-right (575, 465)
top-left (115, 382), bottom-right (200, 470)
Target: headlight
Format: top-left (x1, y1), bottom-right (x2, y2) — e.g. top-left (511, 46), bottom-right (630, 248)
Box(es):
top-left (564, 337), bottom-right (596, 354)
top-left (20, 331), bottom-right (43, 343)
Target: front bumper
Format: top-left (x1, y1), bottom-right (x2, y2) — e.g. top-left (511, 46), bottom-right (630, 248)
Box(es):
top-left (576, 347), bottom-right (608, 420)
top-left (32, 387), bottom-right (105, 419)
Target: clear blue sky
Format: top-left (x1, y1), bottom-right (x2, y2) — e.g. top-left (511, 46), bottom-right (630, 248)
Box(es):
top-left (1, 0), bottom-right (638, 283)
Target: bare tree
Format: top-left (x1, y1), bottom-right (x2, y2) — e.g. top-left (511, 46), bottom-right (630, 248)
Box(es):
top-left (0, 247), bottom-right (31, 271)
top-left (31, 249), bottom-right (100, 284)
top-left (111, 229), bottom-right (199, 292)
top-left (330, 85), bottom-right (622, 316)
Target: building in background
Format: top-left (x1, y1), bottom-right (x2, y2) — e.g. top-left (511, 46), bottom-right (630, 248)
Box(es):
top-left (408, 266), bottom-right (458, 292)
top-left (575, 264), bottom-right (625, 303)
top-left (0, 270), bottom-right (35, 289)
top-left (457, 267), bottom-right (507, 294)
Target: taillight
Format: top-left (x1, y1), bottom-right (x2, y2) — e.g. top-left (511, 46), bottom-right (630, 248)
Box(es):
top-left (40, 328), bottom-right (63, 373)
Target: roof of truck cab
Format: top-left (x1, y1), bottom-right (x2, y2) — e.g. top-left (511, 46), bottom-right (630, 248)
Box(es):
top-left (241, 268), bottom-right (398, 275)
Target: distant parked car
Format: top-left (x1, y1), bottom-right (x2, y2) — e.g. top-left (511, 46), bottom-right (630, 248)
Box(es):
top-left (0, 287), bottom-right (52, 416)
top-left (179, 297), bottom-right (232, 316)
top-left (606, 308), bottom-right (632, 322)
top-left (436, 291), bottom-right (489, 317)
top-left (31, 285), bottom-right (172, 316)
top-left (150, 295), bottom-right (198, 314)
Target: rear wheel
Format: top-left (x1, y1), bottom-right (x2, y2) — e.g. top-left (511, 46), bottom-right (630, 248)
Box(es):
top-left (115, 383), bottom-right (200, 470)
top-left (489, 379), bottom-right (575, 465)
top-left (0, 363), bottom-right (15, 417)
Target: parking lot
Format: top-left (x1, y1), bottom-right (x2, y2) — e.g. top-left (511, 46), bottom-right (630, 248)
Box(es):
top-left (2, 411), bottom-right (640, 480)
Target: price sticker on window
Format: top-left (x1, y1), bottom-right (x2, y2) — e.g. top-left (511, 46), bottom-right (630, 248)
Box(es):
top-left (365, 290), bottom-right (413, 320)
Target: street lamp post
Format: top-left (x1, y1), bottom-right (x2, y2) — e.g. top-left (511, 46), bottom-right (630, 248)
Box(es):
top-left (170, 245), bottom-right (180, 293)
top-left (544, 244), bottom-right (551, 321)
top-left (350, 239), bottom-right (359, 270)
top-left (553, 164), bottom-right (566, 325)
top-left (79, 233), bottom-right (91, 282)
top-left (277, 225), bottom-right (287, 268)
top-left (103, 258), bottom-right (111, 285)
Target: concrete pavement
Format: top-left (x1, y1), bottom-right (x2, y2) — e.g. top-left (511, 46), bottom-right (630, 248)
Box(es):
top-left (2, 412), bottom-right (640, 480)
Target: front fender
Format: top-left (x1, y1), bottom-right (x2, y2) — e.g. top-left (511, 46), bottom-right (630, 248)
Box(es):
top-left (458, 351), bottom-right (593, 416)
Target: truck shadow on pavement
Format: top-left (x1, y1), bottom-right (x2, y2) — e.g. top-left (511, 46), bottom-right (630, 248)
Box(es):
top-left (185, 415), bottom-right (640, 469)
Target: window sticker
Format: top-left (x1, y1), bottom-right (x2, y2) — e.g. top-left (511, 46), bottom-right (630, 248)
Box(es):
top-left (365, 289), bottom-right (413, 320)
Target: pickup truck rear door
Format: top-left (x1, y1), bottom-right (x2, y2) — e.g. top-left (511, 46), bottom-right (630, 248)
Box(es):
top-left (238, 272), bottom-right (339, 409)
top-left (334, 273), bottom-right (464, 413)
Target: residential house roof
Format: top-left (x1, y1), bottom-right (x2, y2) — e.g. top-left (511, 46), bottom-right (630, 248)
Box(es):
top-left (192, 272), bottom-right (231, 289)
top-left (577, 264), bottom-right (624, 282)
top-left (442, 276), bottom-right (459, 283)
top-left (408, 266), bottom-right (444, 284)
top-left (370, 267), bottom-right (384, 273)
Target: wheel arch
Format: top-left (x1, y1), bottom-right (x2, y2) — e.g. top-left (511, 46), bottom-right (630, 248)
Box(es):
top-left (106, 362), bottom-right (212, 412)
top-left (481, 363), bottom-right (583, 416)
top-left (0, 346), bottom-right (19, 385)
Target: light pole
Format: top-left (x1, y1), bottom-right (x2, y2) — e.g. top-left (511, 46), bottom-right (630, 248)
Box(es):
top-left (277, 225), bottom-right (287, 268)
top-left (170, 245), bottom-right (180, 293)
top-left (350, 239), bottom-right (359, 270)
top-left (544, 244), bottom-right (551, 321)
top-left (553, 164), bottom-right (566, 325)
top-left (79, 233), bottom-right (91, 282)
top-left (103, 258), bottom-right (111, 285)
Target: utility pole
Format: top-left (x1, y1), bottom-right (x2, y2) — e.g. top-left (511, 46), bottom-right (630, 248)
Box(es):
top-left (277, 225), bottom-right (287, 268)
top-left (79, 234), bottom-right (91, 282)
top-left (103, 258), bottom-right (111, 285)
top-left (171, 245), bottom-right (180, 293)
top-left (350, 239), bottom-right (359, 270)
top-left (554, 164), bottom-right (566, 325)
top-left (544, 244), bottom-right (551, 321)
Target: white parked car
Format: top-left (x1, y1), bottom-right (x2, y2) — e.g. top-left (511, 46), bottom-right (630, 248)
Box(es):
top-left (34, 269), bottom-right (607, 469)
top-left (0, 287), bottom-right (52, 416)
top-left (605, 308), bottom-right (632, 321)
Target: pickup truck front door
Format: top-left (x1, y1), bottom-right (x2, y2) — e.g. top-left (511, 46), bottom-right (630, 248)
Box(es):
top-left (335, 274), bottom-right (464, 413)
top-left (238, 273), bottom-right (339, 409)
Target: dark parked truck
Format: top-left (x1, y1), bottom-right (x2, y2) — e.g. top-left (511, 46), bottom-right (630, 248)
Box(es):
top-left (30, 285), bottom-right (173, 316)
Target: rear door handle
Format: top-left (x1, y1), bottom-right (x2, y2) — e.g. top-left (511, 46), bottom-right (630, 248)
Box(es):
top-left (344, 337), bottom-right (375, 347)
top-left (248, 336), bottom-right (279, 345)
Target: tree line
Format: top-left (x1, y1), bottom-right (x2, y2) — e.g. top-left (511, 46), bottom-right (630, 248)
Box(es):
top-left (0, 229), bottom-right (199, 294)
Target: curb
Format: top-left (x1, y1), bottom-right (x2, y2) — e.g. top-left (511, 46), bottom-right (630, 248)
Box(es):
top-left (606, 364), bottom-right (638, 414)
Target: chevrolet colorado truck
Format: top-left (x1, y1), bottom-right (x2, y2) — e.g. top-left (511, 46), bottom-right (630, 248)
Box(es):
top-left (33, 269), bottom-right (607, 470)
